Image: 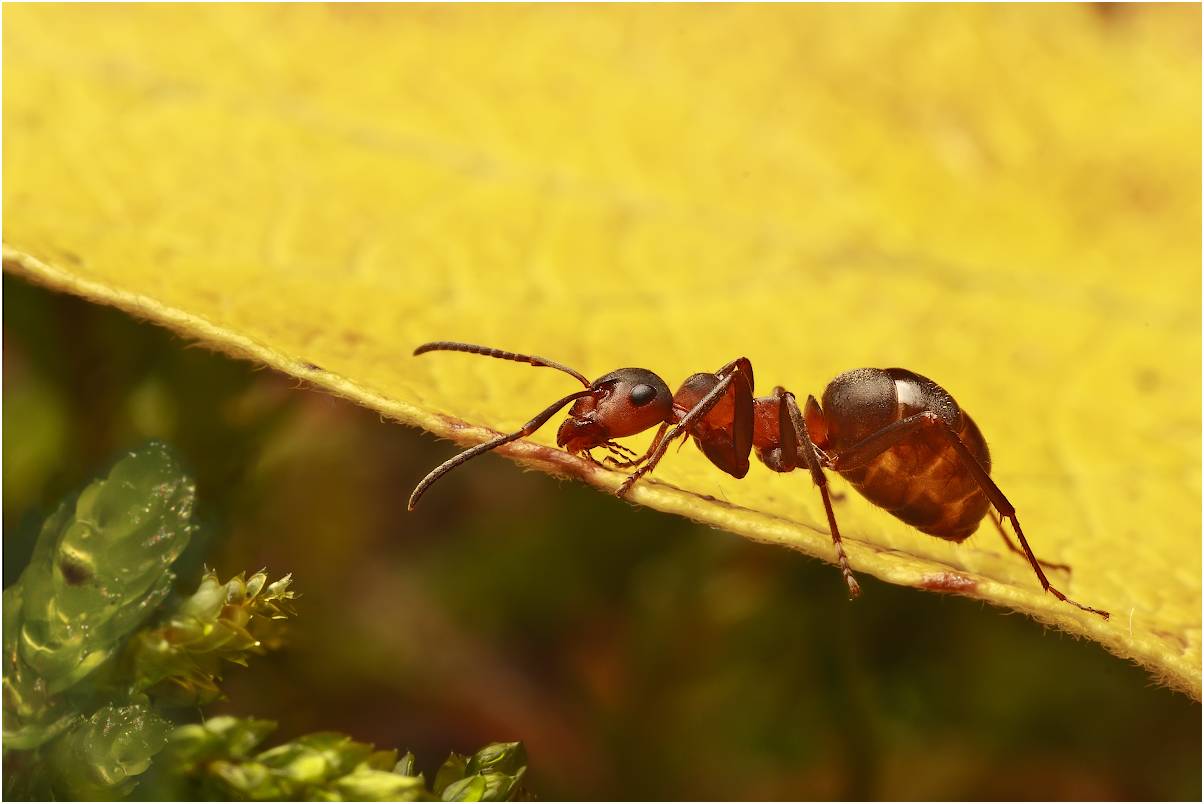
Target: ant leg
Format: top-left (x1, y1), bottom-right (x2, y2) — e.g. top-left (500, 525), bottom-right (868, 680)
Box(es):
top-left (989, 511), bottom-right (1071, 573)
top-left (601, 450), bottom-right (641, 469)
top-left (616, 369), bottom-right (742, 498)
top-left (830, 412), bottom-right (1108, 619)
top-left (408, 388), bottom-right (595, 510)
top-left (690, 358), bottom-right (755, 478)
top-left (716, 357), bottom-right (755, 390)
top-left (778, 390), bottom-right (861, 598)
top-left (602, 440), bottom-right (642, 466)
top-left (602, 423), bottom-right (671, 469)
top-left (607, 442), bottom-right (641, 460)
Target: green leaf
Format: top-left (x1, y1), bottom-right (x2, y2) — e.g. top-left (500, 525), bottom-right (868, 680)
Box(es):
top-left (441, 744), bottom-right (528, 803)
top-left (168, 716), bottom-right (278, 765)
top-left (483, 772), bottom-right (526, 802)
top-left (434, 753), bottom-right (468, 796)
top-left (17, 442), bottom-right (195, 690)
top-left (150, 717), bottom-right (508, 801)
top-left (465, 742), bottom-right (526, 777)
top-left (3, 442), bottom-right (195, 749)
top-left (442, 774), bottom-right (488, 802)
top-left (125, 570), bottom-right (297, 704)
top-left (393, 752), bottom-right (417, 777)
top-left (44, 703), bottom-right (171, 800)
top-left (2, 583), bottom-right (80, 750)
top-left (256, 732), bottom-right (368, 784)
top-left (209, 760), bottom-right (283, 801)
top-left (334, 769), bottom-right (429, 802)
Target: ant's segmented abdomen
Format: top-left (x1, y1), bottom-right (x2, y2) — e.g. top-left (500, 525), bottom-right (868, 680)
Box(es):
top-left (822, 368), bottom-right (993, 542)
top-left (838, 411), bottom-right (992, 541)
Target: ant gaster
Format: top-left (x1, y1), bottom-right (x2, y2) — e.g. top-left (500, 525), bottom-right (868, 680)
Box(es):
top-left (408, 341), bottom-right (1109, 619)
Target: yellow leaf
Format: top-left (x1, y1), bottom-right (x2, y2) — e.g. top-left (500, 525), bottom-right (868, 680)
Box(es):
top-left (4, 5), bottom-right (1199, 698)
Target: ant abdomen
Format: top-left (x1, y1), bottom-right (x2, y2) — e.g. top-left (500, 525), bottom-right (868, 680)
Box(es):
top-left (819, 368), bottom-right (899, 449)
top-left (822, 368), bottom-right (992, 541)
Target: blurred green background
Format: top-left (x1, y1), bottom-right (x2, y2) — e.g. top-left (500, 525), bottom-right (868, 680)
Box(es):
top-left (4, 275), bottom-right (1200, 800)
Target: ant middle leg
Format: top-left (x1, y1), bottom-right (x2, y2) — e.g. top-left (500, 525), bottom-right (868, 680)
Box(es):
top-left (777, 390), bottom-right (861, 598)
top-left (829, 411), bottom-right (1108, 619)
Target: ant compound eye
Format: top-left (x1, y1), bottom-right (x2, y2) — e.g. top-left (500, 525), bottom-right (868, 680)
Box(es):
top-left (629, 384), bottom-right (657, 406)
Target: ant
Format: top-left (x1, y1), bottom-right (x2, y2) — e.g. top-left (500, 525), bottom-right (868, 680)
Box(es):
top-left (408, 341), bottom-right (1109, 619)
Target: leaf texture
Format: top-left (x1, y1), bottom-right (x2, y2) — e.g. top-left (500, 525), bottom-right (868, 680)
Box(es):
top-left (3, 5), bottom-right (1200, 697)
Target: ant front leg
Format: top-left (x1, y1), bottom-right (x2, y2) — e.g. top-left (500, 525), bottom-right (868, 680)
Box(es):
top-left (829, 411), bottom-right (1108, 619)
top-left (601, 424), bottom-right (671, 470)
top-left (776, 389), bottom-right (861, 599)
top-left (606, 441), bottom-right (641, 461)
top-left (581, 450), bottom-right (609, 470)
top-left (614, 386), bottom-right (727, 498)
top-left (616, 359), bottom-right (752, 498)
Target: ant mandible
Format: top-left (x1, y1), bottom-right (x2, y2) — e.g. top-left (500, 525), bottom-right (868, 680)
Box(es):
top-left (407, 341), bottom-right (1109, 619)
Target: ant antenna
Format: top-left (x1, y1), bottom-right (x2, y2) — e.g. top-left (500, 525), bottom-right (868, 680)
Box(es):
top-left (414, 342), bottom-right (591, 388)
top-left (407, 387), bottom-right (595, 511)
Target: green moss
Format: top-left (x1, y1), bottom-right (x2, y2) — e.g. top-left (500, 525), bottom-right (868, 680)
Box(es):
top-left (145, 718), bottom-right (525, 802)
top-left (2, 444), bottom-right (529, 802)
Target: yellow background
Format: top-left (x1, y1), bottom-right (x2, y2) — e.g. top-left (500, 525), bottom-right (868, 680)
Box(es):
top-left (4, 4), bottom-right (1200, 697)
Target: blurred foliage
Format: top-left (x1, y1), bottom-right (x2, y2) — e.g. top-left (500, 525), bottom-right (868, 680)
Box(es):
top-left (125, 569), bottom-right (297, 706)
top-left (145, 718), bottom-right (525, 802)
top-left (1, 394), bottom-right (528, 801)
top-left (4, 274), bottom-right (1199, 800)
top-left (3, 442), bottom-right (195, 753)
top-left (42, 703), bottom-right (173, 801)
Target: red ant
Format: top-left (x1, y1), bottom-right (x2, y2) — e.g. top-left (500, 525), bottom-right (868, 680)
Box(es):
top-left (408, 341), bottom-right (1109, 619)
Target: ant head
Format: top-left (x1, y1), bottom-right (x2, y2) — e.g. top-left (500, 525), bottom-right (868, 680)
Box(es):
top-left (556, 368), bottom-right (673, 454)
top-left (408, 343), bottom-right (675, 511)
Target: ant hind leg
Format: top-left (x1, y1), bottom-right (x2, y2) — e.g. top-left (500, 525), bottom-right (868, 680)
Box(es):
top-left (989, 510), bottom-right (1071, 574)
top-left (830, 411), bottom-right (1107, 618)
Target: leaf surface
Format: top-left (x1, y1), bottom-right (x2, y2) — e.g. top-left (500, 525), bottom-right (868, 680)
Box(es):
top-left (4, 5), bottom-right (1199, 697)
